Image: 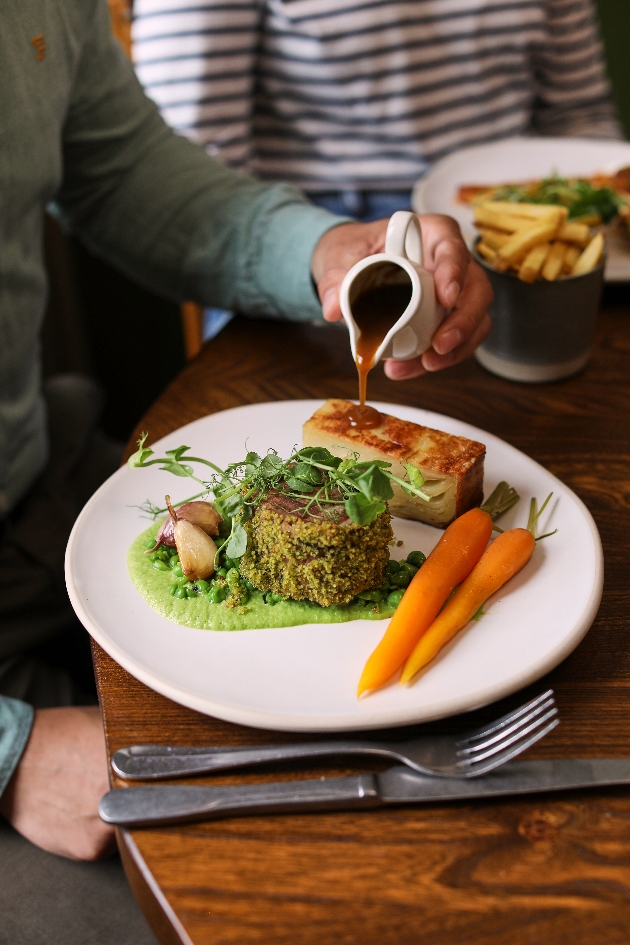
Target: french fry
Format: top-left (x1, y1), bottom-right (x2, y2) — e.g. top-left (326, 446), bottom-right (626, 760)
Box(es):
top-left (572, 232), bottom-right (605, 275)
top-left (489, 201), bottom-right (567, 225)
top-left (562, 245), bottom-right (581, 273)
top-left (475, 241), bottom-right (497, 263)
top-left (475, 227), bottom-right (510, 250)
top-left (518, 242), bottom-right (551, 283)
top-left (541, 241), bottom-right (569, 281)
top-left (473, 205), bottom-right (531, 233)
top-left (494, 219), bottom-right (559, 271)
top-left (557, 222), bottom-right (590, 247)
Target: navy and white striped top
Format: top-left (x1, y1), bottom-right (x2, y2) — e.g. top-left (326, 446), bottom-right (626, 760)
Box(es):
top-left (132, 0), bottom-right (620, 192)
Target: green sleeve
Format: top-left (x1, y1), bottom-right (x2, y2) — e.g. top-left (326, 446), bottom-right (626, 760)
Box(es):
top-left (56, 0), bottom-right (346, 321)
top-left (0, 697), bottom-right (34, 799)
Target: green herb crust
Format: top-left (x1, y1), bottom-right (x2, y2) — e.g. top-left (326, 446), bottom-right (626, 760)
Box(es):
top-left (128, 523), bottom-right (397, 631)
top-left (240, 505), bottom-right (393, 607)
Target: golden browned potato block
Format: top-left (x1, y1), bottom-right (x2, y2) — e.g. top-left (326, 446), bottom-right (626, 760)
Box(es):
top-left (303, 399), bottom-right (485, 528)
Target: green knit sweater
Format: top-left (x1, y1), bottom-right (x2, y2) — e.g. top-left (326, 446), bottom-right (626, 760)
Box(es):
top-left (0, 0), bottom-right (342, 791)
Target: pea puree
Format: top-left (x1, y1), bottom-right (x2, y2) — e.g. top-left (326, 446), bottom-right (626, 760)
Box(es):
top-left (128, 524), bottom-right (395, 631)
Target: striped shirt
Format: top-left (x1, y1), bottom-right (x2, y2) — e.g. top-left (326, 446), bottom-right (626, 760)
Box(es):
top-left (132, 0), bottom-right (621, 192)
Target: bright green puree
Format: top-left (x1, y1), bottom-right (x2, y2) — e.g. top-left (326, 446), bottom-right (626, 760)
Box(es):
top-left (128, 523), bottom-right (397, 631)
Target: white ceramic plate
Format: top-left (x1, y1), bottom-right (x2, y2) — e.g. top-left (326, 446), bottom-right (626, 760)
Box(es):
top-left (66, 400), bottom-right (603, 732)
top-left (412, 136), bottom-right (630, 282)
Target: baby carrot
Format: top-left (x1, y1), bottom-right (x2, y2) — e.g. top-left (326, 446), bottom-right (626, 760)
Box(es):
top-left (357, 508), bottom-right (493, 696)
top-left (400, 527), bottom-right (535, 685)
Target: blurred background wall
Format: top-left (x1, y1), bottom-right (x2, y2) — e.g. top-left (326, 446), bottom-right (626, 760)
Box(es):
top-left (595, 0), bottom-right (630, 137)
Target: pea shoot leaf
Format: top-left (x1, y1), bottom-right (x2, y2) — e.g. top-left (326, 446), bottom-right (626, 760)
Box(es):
top-left (284, 476), bottom-right (314, 493)
top-left (259, 452), bottom-right (284, 478)
top-left (352, 465), bottom-right (394, 502)
top-left (344, 493), bottom-right (387, 525)
top-left (127, 432), bottom-right (154, 468)
top-left (226, 522), bottom-right (247, 558)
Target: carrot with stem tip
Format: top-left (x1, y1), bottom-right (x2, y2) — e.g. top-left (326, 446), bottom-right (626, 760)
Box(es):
top-left (357, 508), bottom-right (493, 697)
top-left (400, 527), bottom-right (536, 685)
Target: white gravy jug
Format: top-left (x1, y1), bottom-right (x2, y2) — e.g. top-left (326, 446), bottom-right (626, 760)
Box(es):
top-left (339, 211), bottom-right (446, 365)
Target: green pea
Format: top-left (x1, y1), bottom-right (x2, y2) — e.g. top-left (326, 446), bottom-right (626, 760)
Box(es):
top-left (406, 550), bottom-right (426, 569)
top-left (385, 559), bottom-right (401, 575)
top-left (145, 538), bottom-right (156, 549)
top-left (265, 592), bottom-right (284, 605)
top-left (387, 589), bottom-right (406, 608)
top-left (192, 579), bottom-right (210, 594)
top-left (172, 565), bottom-right (183, 578)
top-left (168, 555), bottom-right (180, 569)
top-left (223, 557), bottom-right (239, 571)
top-left (239, 590), bottom-right (250, 605)
top-left (216, 567), bottom-right (228, 578)
top-left (185, 586), bottom-right (198, 598)
top-left (168, 583), bottom-right (178, 596)
top-left (152, 559), bottom-right (169, 571)
top-left (226, 568), bottom-right (241, 587)
top-left (175, 576), bottom-right (189, 587)
top-left (207, 585), bottom-right (227, 604)
top-left (242, 576), bottom-right (256, 592)
top-left (391, 569), bottom-right (411, 588)
top-left (173, 586), bottom-right (187, 599)
top-left (357, 589), bottom-right (384, 603)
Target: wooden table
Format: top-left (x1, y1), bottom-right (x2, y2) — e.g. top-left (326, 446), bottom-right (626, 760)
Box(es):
top-left (94, 294), bottom-right (630, 945)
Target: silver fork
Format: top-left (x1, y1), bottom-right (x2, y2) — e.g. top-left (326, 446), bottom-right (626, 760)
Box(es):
top-left (112, 690), bottom-right (558, 781)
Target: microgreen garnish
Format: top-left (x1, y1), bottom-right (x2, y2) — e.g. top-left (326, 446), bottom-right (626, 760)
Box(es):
top-left (129, 435), bottom-right (430, 559)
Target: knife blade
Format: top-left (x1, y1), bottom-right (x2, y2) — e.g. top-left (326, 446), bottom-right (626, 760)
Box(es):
top-left (99, 758), bottom-right (630, 828)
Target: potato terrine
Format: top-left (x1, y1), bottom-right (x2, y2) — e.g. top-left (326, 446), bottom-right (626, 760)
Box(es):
top-left (303, 399), bottom-right (485, 527)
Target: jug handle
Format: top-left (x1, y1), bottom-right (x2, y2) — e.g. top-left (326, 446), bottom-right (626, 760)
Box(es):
top-left (385, 211), bottom-right (423, 266)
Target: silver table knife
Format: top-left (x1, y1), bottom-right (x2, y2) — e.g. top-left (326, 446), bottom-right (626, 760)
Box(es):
top-left (99, 758), bottom-right (630, 828)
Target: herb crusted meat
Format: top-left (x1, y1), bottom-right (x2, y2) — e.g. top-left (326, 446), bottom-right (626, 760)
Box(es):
top-left (239, 487), bottom-right (393, 607)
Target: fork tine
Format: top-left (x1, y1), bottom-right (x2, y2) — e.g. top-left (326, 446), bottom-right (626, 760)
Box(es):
top-left (457, 696), bottom-right (556, 756)
top-left (456, 716), bottom-right (560, 777)
top-left (456, 689), bottom-right (555, 747)
top-left (457, 706), bottom-right (559, 766)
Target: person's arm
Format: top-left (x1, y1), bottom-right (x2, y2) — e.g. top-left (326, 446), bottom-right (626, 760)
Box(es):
top-left (0, 706), bottom-right (116, 861)
top-left (532, 0), bottom-right (622, 140)
top-left (57, 0), bottom-right (344, 322)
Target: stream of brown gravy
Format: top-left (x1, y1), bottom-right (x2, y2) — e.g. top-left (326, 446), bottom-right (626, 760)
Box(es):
top-left (347, 283), bottom-right (413, 429)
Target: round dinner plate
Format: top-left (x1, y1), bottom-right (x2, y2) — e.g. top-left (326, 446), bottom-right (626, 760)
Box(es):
top-left (66, 401), bottom-right (603, 732)
top-left (412, 135), bottom-right (630, 283)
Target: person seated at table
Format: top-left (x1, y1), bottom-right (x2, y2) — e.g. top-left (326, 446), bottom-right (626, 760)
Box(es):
top-left (132, 0), bottom-right (622, 228)
top-left (0, 0), bottom-right (492, 889)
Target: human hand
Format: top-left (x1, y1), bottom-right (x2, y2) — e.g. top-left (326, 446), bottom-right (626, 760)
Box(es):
top-left (0, 706), bottom-right (116, 861)
top-left (310, 214), bottom-right (492, 379)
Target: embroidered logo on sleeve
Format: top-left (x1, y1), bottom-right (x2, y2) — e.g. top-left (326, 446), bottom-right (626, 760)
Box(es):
top-left (31, 35), bottom-right (46, 61)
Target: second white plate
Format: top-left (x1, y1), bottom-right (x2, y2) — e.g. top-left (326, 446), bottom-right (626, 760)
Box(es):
top-left (66, 401), bottom-right (603, 732)
top-left (413, 135), bottom-right (630, 282)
